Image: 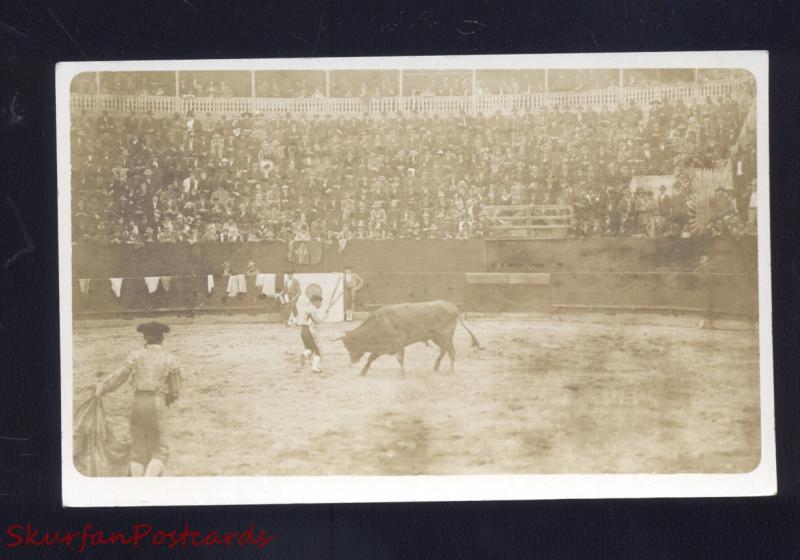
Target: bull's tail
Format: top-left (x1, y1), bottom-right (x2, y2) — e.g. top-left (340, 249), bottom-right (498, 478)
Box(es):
top-left (458, 314), bottom-right (481, 349)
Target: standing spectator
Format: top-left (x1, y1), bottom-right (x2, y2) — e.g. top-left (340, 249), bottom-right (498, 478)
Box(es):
top-left (343, 265), bottom-right (365, 322)
top-left (281, 271), bottom-right (302, 326)
top-left (747, 180), bottom-right (757, 226)
top-left (369, 201), bottom-right (387, 233)
top-left (654, 185), bottom-right (672, 235)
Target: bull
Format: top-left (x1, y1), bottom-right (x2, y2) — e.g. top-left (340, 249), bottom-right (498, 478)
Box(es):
top-left (337, 300), bottom-right (481, 377)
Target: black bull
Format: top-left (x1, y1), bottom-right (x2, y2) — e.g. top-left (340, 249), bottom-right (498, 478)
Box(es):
top-left (337, 301), bottom-right (481, 376)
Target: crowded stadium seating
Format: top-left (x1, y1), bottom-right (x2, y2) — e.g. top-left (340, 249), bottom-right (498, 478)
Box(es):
top-left (70, 71), bottom-right (757, 249)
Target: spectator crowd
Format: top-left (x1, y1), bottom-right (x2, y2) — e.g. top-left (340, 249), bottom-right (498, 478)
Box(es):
top-left (403, 71), bottom-right (472, 97)
top-left (71, 89), bottom-right (756, 248)
top-left (101, 73), bottom-right (174, 97)
top-left (72, 69), bottom-right (750, 99)
top-left (255, 71), bottom-right (326, 99)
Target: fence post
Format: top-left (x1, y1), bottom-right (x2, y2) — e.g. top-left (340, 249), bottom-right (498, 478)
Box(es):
top-left (471, 69), bottom-right (477, 114)
top-left (399, 70), bottom-right (404, 112)
top-left (704, 272), bottom-right (714, 329)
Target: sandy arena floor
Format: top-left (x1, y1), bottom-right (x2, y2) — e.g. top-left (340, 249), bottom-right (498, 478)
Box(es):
top-left (71, 315), bottom-right (761, 476)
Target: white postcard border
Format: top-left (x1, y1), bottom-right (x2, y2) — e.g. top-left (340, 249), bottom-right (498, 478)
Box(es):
top-left (57, 51), bottom-right (774, 507)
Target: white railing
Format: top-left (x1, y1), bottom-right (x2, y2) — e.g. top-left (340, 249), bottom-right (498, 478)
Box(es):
top-left (70, 78), bottom-right (753, 117)
top-left (482, 204), bottom-right (574, 239)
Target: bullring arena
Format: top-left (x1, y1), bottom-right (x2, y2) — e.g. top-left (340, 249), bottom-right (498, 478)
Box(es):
top-left (68, 66), bottom-right (761, 477)
top-left (73, 311), bottom-right (759, 476)
top-left (71, 236), bottom-right (760, 476)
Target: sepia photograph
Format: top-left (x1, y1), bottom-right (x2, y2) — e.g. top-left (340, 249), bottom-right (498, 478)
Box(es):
top-left (57, 52), bottom-right (773, 506)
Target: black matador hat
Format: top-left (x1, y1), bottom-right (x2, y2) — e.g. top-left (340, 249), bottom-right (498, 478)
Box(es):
top-left (137, 321), bottom-right (171, 337)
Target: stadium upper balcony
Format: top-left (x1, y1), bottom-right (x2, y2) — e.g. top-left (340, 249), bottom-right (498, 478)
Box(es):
top-left (69, 76), bottom-right (753, 118)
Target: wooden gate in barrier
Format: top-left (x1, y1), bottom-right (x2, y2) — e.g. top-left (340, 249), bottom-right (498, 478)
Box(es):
top-left (482, 204), bottom-right (573, 239)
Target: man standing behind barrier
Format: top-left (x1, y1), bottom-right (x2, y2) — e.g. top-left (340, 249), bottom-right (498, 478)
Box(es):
top-left (282, 271), bottom-right (302, 326)
top-left (343, 265), bottom-right (364, 322)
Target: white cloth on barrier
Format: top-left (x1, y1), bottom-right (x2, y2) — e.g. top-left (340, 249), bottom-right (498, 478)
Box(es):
top-left (292, 273), bottom-right (344, 322)
top-left (109, 278), bottom-right (123, 298)
top-left (144, 277), bottom-right (160, 294)
top-left (161, 276), bottom-right (171, 292)
top-left (254, 273), bottom-right (277, 296)
top-left (207, 274), bottom-right (215, 294)
top-left (226, 274), bottom-right (247, 297)
top-left (78, 279), bottom-right (91, 298)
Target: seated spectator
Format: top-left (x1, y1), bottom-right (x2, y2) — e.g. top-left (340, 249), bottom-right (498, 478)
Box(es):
top-left (288, 222), bottom-right (311, 263)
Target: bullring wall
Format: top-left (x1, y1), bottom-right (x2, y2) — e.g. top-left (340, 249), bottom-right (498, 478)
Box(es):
top-left (71, 237), bottom-right (759, 319)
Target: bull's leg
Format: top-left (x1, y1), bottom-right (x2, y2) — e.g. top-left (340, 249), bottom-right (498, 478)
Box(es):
top-left (446, 341), bottom-right (456, 375)
top-left (433, 346), bottom-right (446, 372)
top-left (396, 348), bottom-right (406, 378)
top-left (431, 338), bottom-right (446, 372)
top-left (359, 353), bottom-right (379, 377)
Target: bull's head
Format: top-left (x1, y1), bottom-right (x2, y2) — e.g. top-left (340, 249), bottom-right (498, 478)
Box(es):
top-left (335, 331), bottom-right (365, 364)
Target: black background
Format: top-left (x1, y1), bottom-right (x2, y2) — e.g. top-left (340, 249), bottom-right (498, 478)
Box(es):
top-left (0, 1), bottom-right (799, 558)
